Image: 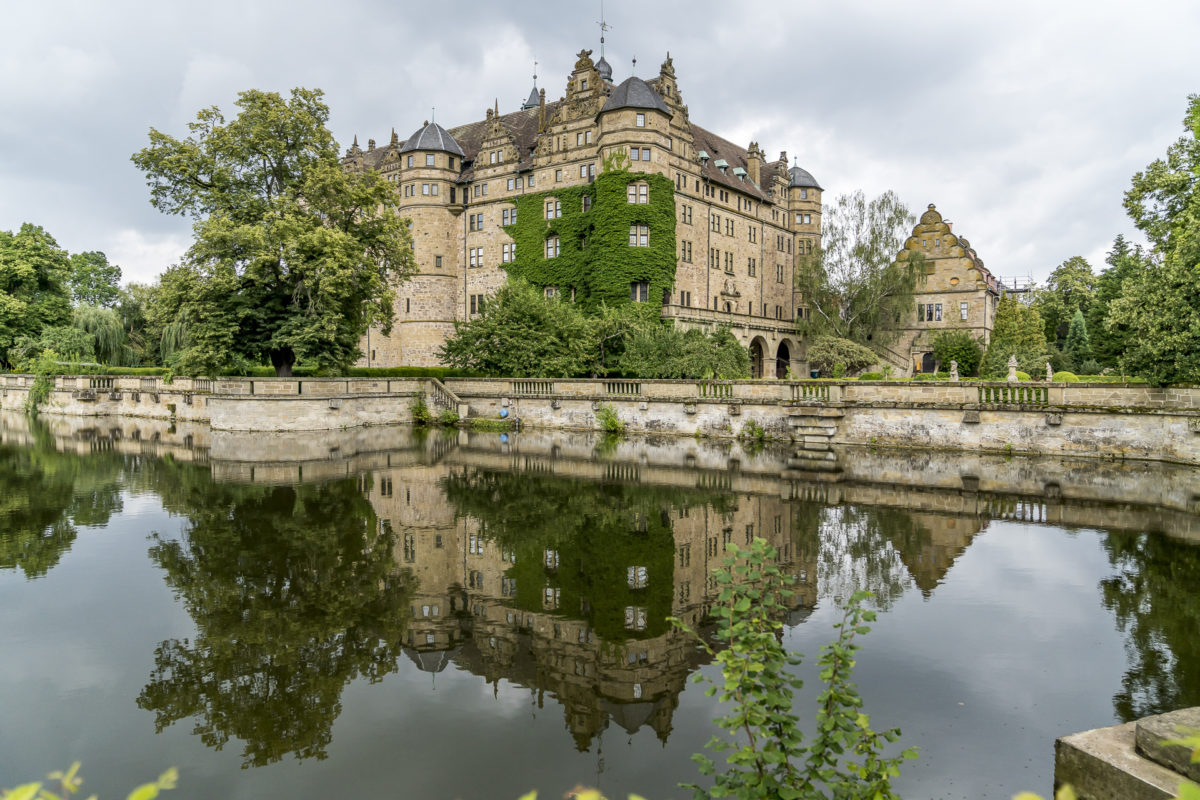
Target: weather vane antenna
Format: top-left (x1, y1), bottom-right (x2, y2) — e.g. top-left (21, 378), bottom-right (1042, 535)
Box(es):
top-left (597, 0), bottom-right (612, 58)
top-left (431, 107), bottom-right (435, 123)
top-left (533, 58), bottom-right (538, 87)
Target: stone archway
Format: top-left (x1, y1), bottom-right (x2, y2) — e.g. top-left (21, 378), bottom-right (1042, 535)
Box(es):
top-left (749, 338), bottom-right (766, 379)
top-left (921, 352), bottom-right (936, 374)
top-left (776, 341), bottom-right (792, 379)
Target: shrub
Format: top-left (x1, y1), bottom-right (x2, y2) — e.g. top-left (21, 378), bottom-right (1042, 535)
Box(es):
top-left (409, 396), bottom-right (434, 425)
top-left (595, 404), bottom-right (625, 434)
top-left (1016, 370), bottom-right (1032, 381)
top-left (807, 336), bottom-right (877, 377)
top-left (470, 418), bottom-right (513, 432)
top-left (858, 371), bottom-right (885, 381)
top-left (1052, 371), bottom-right (1080, 382)
top-left (437, 408), bottom-right (460, 425)
top-left (738, 420), bottom-right (766, 442)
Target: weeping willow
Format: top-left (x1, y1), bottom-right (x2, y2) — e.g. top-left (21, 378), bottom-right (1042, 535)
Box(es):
top-left (73, 305), bottom-right (132, 366)
top-left (160, 321), bottom-right (190, 365)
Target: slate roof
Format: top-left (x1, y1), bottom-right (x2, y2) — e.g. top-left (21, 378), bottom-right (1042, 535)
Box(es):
top-left (521, 86), bottom-right (540, 110)
top-left (595, 55), bottom-right (613, 81)
top-left (600, 76), bottom-right (670, 114)
top-left (788, 164), bottom-right (822, 190)
top-left (399, 121), bottom-right (465, 156)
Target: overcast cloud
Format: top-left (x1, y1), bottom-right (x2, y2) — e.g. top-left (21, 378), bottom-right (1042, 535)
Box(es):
top-left (1, 0), bottom-right (1197, 287)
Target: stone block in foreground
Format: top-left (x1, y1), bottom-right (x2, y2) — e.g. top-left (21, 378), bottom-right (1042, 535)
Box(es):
top-left (1055, 709), bottom-right (1198, 800)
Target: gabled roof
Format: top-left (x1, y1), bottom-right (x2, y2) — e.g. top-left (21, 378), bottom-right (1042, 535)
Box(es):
top-left (399, 121), bottom-right (465, 157)
top-left (600, 76), bottom-right (670, 114)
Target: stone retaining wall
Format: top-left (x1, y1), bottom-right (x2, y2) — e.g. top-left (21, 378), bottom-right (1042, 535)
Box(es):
top-left (4, 375), bottom-right (1200, 463)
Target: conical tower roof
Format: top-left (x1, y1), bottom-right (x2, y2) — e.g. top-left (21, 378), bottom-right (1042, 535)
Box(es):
top-left (399, 120), bottom-right (465, 156)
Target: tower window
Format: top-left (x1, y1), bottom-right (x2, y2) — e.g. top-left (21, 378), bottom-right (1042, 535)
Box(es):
top-left (635, 112), bottom-right (645, 127)
top-left (628, 224), bottom-right (649, 247)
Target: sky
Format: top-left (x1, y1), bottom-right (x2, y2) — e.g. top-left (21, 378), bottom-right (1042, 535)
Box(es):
top-left (2, 0), bottom-right (1198, 288)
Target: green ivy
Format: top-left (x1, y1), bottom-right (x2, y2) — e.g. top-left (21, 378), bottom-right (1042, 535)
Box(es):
top-left (503, 169), bottom-right (677, 311)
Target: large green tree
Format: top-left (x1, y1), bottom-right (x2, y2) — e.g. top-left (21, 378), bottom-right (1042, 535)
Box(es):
top-left (795, 190), bottom-right (924, 347)
top-left (1031, 256), bottom-right (1095, 348)
top-left (1109, 95), bottom-right (1200, 385)
top-left (1087, 235), bottom-right (1149, 370)
top-left (0, 224), bottom-right (72, 368)
top-left (981, 294), bottom-right (1049, 377)
top-left (131, 88), bottom-right (414, 376)
top-left (67, 251), bottom-right (122, 307)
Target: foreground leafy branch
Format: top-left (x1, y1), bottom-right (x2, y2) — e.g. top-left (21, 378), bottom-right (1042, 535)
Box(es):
top-left (673, 538), bottom-right (916, 799)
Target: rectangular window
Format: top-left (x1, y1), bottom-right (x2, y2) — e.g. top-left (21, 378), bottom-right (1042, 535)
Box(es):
top-left (710, 247), bottom-right (717, 269)
top-left (748, 257), bottom-right (756, 276)
top-left (960, 301), bottom-right (969, 320)
top-left (681, 204), bottom-right (692, 224)
top-left (407, 155), bottom-right (414, 167)
top-left (725, 252), bottom-right (734, 272)
top-left (501, 208), bottom-right (510, 225)
top-left (421, 183), bottom-right (430, 195)
top-left (527, 174), bottom-right (534, 187)
top-left (501, 243), bottom-right (512, 263)
top-left (482, 183), bottom-right (488, 196)
top-left (640, 147), bottom-right (650, 161)
top-left (435, 256), bottom-right (442, 268)
top-left (555, 169), bottom-right (562, 182)
top-left (426, 154), bottom-right (435, 166)
top-left (507, 178), bottom-right (515, 190)
top-left (935, 303), bottom-right (943, 321)
top-left (627, 566), bottom-right (648, 589)
top-left (628, 224), bottom-right (649, 247)
top-left (630, 281), bottom-right (649, 302)
top-left (431, 183), bottom-right (438, 196)
top-left (576, 132), bottom-right (585, 146)
top-left (680, 240), bottom-right (692, 262)
top-left (544, 286), bottom-right (558, 298)
top-left (749, 227), bottom-right (756, 243)
top-left (711, 214), bottom-right (720, 232)
top-left (795, 212), bottom-right (803, 224)
top-left (490, 151), bottom-right (497, 164)
top-left (475, 212), bottom-right (483, 229)
top-left (926, 304), bottom-right (934, 322)
top-left (582, 194), bottom-right (591, 212)
top-left (545, 237), bottom-right (560, 258)
top-left (804, 214), bottom-right (812, 224)
top-left (469, 248), bottom-right (478, 268)
top-left (777, 264), bottom-right (784, 283)
top-left (630, 147), bottom-right (640, 161)
top-left (635, 112), bottom-right (645, 127)
top-left (725, 218), bottom-right (733, 236)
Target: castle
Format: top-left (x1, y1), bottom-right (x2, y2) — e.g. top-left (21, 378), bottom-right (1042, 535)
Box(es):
top-left (345, 46), bottom-right (1000, 378)
top-left (344, 47), bottom-right (824, 378)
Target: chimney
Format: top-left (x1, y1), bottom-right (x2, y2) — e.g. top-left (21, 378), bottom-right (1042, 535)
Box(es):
top-left (746, 141), bottom-right (763, 186)
top-left (538, 88), bottom-right (546, 131)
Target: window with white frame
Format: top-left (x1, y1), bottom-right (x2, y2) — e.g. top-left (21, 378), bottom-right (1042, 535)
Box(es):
top-left (545, 198), bottom-right (561, 219)
top-left (627, 182), bottom-right (648, 204)
top-left (635, 112), bottom-right (645, 127)
top-left (545, 236), bottom-right (560, 258)
top-left (426, 154), bottom-right (435, 166)
top-left (960, 301), bottom-right (969, 320)
top-left (628, 224), bottom-right (648, 247)
top-left (627, 566), bottom-right (648, 589)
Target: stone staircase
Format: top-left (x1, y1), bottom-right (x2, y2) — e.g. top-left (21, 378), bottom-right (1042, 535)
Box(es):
top-left (784, 405), bottom-right (844, 481)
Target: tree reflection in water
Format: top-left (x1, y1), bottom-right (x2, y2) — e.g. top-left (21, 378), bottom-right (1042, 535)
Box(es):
top-left (0, 423), bottom-right (126, 579)
top-left (137, 464), bottom-right (414, 767)
top-left (1101, 530), bottom-right (1200, 721)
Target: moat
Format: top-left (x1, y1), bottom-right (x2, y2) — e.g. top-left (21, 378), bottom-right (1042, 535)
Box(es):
top-left (2, 412), bottom-right (1199, 799)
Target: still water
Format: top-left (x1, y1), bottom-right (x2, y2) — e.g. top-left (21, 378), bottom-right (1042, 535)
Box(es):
top-left (1, 412), bottom-right (1199, 799)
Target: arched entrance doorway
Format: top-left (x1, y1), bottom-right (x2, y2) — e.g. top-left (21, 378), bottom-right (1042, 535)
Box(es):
top-left (776, 341), bottom-right (791, 379)
top-left (921, 352), bottom-right (936, 374)
top-left (750, 339), bottom-right (765, 379)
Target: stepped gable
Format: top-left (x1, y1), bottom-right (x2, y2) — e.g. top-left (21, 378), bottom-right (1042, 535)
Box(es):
top-left (446, 100), bottom-right (564, 181)
top-left (906, 204), bottom-right (999, 291)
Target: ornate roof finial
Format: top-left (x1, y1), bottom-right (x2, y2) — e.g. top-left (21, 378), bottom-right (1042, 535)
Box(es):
top-left (631, 55), bottom-right (637, 76)
top-left (533, 58), bottom-right (538, 87)
top-left (597, 0), bottom-right (611, 58)
top-left (494, 98), bottom-right (499, 116)
top-left (431, 107), bottom-right (435, 123)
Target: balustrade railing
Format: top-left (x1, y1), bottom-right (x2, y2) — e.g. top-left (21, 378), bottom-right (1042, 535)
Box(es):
top-left (697, 380), bottom-right (733, 399)
top-left (511, 380), bottom-right (554, 395)
top-left (790, 382), bottom-right (830, 402)
top-left (978, 384), bottom-right (1048, 406)
top-left (604, 380), bottom-right (641, 396)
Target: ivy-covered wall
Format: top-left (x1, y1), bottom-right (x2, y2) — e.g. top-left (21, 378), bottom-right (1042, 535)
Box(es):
top-left (502, 170), bottom-right (677, 311)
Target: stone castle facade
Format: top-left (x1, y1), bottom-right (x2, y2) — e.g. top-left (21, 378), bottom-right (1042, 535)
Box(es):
top-left (344, 48), bottom-right (824, 378)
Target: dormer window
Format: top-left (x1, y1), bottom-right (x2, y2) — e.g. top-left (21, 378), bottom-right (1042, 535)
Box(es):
top-left (636, 112), bottom-right (645, 127)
